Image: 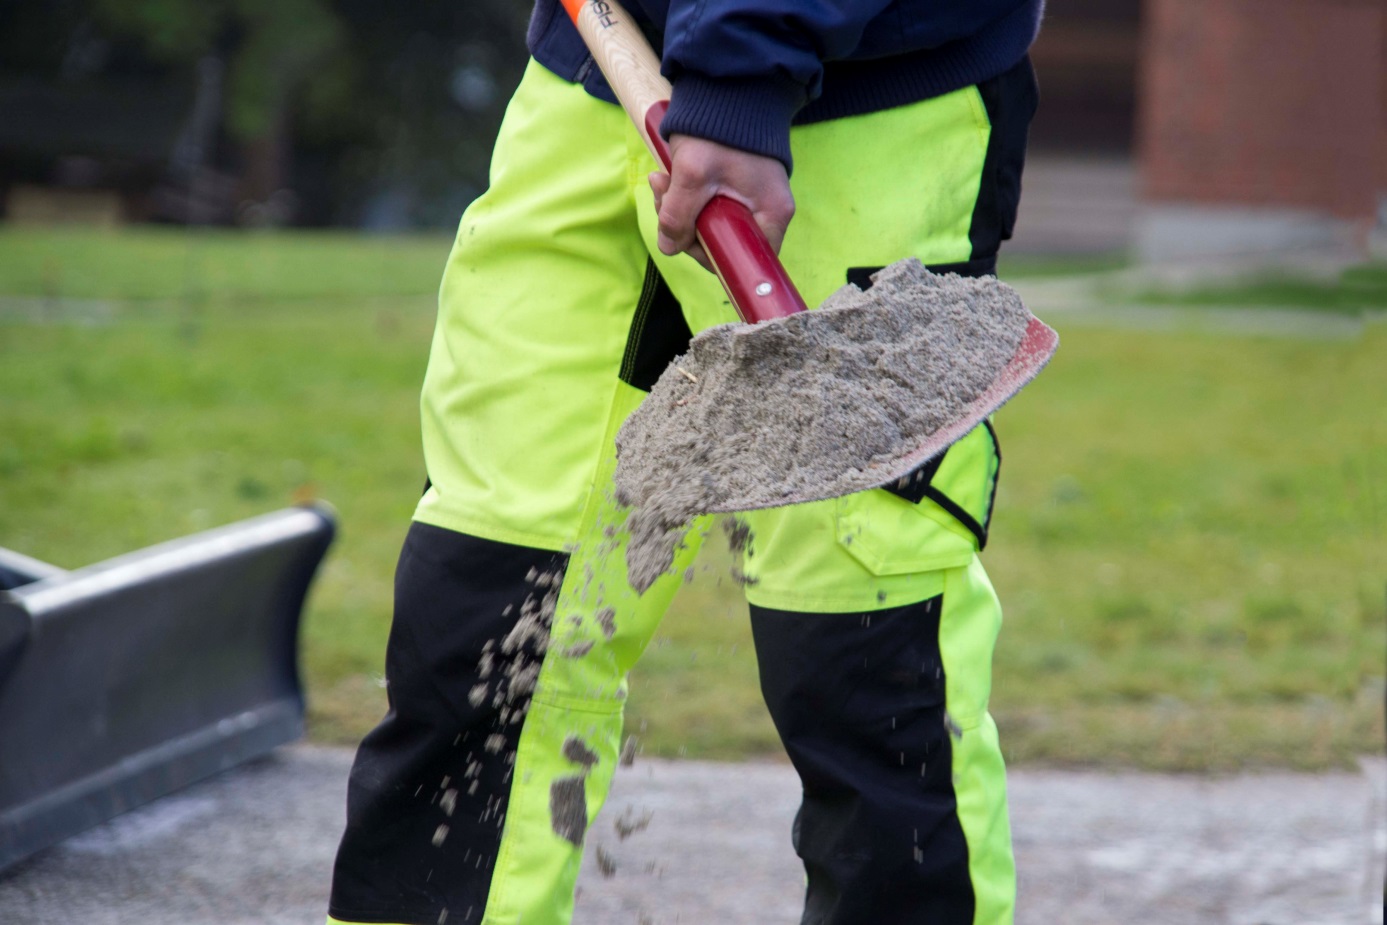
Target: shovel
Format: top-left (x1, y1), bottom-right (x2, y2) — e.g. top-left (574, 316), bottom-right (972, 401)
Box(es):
top-left (560, 0), bottom-right (1058, 589)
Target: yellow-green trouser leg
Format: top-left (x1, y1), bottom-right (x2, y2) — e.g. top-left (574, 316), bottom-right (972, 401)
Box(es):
top-left (328, 51), bottom-right (1035, 925)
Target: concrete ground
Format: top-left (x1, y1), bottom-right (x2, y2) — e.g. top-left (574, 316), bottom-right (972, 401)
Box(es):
top-left (0, 745), bottom-right (1382, 925)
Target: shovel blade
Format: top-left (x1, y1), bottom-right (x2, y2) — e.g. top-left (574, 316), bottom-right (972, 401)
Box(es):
top-left (615, 263), bottom-right (1059, 520)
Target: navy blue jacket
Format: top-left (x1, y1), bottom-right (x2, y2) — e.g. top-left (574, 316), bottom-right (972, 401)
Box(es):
top-left (528, 0), bottom-right (1043, 170)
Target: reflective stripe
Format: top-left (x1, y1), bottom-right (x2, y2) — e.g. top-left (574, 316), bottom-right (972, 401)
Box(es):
top-left (941, 558), bottom-right (1015, 923)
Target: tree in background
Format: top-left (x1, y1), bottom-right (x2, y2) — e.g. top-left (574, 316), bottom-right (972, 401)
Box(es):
top-left (91, 0), bottom-right (342, 218)
top-left (0, 0), bottom-right (530, 227)
top-left (297, 1), bottom-right (530, 228)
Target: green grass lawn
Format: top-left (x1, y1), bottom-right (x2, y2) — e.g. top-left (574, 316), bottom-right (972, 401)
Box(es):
top-left (0, 226), bottom-right (450, 301)
top-left (1, 227), bottom-right (1382, 770)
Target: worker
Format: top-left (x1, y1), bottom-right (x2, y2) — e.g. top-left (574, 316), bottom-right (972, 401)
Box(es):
top-left (327, 0), bottom-right (1042, 922)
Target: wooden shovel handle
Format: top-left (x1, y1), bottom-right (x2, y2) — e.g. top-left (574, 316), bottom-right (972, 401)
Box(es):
top-left (560, 0), bottom-right (808, 322)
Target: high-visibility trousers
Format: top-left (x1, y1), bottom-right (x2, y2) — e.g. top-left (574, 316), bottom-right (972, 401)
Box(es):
top-left (328, 53), bottom-right (1037, 925)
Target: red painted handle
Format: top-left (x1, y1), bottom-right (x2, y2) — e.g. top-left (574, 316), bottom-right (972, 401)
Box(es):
top-left (644, 102), bottom-right (808, 323)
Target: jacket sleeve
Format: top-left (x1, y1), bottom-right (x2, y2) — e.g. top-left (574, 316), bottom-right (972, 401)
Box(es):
top-left (657, 0), bottom-right (899, 171)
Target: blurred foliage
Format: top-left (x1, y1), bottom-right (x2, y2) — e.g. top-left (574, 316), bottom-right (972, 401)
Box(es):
top-left (302, 0), bottom-right (532, 226)
top-left (0, 0), bottom-right (532, 225)
top-left (90, 0), bottom-right (343, 140)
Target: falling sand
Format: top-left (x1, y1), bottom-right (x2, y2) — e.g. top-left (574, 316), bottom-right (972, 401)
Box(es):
top-left (614, 259), bottom-right (1047, 592)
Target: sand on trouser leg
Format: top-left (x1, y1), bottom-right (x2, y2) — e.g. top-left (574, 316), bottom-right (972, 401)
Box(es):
top-left (550, 735), bottom-right (600, 845)
top-left (549, 776), bottom-right (588, 846)
top-left (614, 259), bottom-right (1049, 593)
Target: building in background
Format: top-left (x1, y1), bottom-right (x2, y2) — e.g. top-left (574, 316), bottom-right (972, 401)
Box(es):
top-left (1008, 0), bottom-right (1143, 256)
top-left (1024, 0), bottom-right (1387, 262)
top-left (1029, 0), bottom-right (1142, 155)
top-left (1136, 0), bottom-right (1387, 262)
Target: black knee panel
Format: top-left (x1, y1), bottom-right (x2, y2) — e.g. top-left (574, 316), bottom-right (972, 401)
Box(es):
top-left (750, 597), bottom-right (975, 925)
top-left (329, 523), bottom-right (568, 925)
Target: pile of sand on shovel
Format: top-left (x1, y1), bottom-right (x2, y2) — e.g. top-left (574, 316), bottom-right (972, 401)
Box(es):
top-left (614, 259), bottom-right (1037, 592)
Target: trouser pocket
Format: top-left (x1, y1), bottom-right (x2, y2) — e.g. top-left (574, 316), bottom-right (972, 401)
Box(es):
top-left (836, 421), bottom-right (1001, 578)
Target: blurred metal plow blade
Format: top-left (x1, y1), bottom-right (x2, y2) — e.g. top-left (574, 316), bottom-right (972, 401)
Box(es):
top-left (0, 505), bottom-right (335, 872)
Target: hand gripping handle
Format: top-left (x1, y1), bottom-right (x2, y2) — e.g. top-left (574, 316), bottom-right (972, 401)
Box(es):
top-left (560, 0), bottom-right (809, 323)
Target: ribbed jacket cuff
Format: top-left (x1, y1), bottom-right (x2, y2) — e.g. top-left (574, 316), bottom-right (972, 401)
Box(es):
top-left (660, 73), bottom-right (807, 174)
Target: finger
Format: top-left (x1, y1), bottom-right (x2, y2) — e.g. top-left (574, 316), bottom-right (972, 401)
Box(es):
top-left (753, 212), bottom-right (789, 256)
top-left (648, 171), bottom-right (669, 215)
top-left (657, 170), bottom-right (713, 258)
top-left (653, 169), bottom-right (710, 269)
top-left (753, 192), bottom-right (795, 256)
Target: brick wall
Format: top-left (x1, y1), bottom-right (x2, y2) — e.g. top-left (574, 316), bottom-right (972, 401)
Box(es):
top-left (1138, 0), bottom-right (1386, 221)
top-left (1380, 7), bottom-right (1387, 220)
